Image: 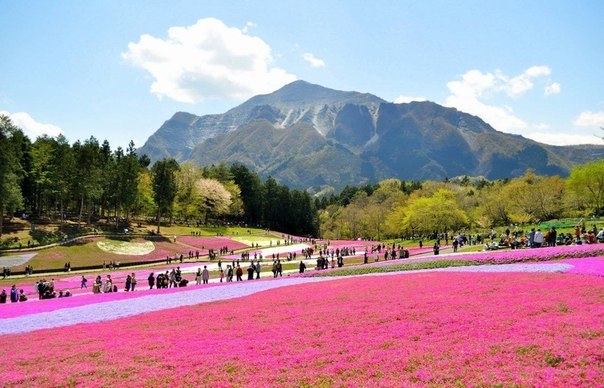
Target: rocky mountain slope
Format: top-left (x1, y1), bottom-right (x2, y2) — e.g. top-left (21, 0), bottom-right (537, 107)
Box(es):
top-left (138, 80), bottom-right (604, 190)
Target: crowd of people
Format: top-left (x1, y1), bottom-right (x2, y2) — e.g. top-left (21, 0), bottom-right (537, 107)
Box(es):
top-left (0, 285), bottom-right (28, 303)
top-left (8, 224), bottom-right (601, 305)
top-left (479, 224), bottom-right (604, 251)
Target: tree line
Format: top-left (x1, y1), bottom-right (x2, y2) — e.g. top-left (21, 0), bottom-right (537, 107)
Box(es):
top-left (0, 115), bottom-right (318, 239)
top-left (318, 165), bottom-right (604, 240)
top-left (2, 114), bottom-right (603, 242)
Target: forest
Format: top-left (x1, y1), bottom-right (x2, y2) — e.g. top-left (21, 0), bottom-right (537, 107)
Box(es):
top-left (2, 114), bottom-right (604, 243)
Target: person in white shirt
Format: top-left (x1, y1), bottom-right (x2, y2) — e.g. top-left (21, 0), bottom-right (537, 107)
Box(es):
top-left (533, 229), bottom-right (545, 248)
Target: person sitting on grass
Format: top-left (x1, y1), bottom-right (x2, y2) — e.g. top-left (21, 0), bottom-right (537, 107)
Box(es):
top-left (104, 275), bottom-right (113, 293)
top-left (10, 285), bottom-right (18, 303)
top-left (18, 289), bottom-right (28, 302)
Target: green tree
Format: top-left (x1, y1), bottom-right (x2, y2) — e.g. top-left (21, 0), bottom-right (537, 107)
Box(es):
top-left (288, 189), bottom-right (318, 236)
top-left (230, 163), bottom-right (264, 226)
top-left (30, 136), bottom-right (55, 216)
top-left (476, 180), bottom-right (512, 227)
top-left (566, 159), bottom-right (604, 216)
top-left (401, 189), bottom-right (468, 236)
top-left (72, 137), bottom-right (105, 228)
top-left (118, 141), bottom-right (142, 222)
top-left (134, 170), bottom-right (155, 217)
top-left (151, 158), bottom-right (180, 233)
top-left (174, 162), bottom-right (202, 222)
top-left (341, 191), bottom-right (369, 239)
top-left (263, 176), bottom-right (282, 230)
top-left (0, 115), bottom-right (24, 237)
top-left (11, 129), bottom-right (34, 213)
top-left (49, 134), bottom-right (75, 231)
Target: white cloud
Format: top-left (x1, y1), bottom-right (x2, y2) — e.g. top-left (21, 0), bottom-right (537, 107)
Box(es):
top-left (122, 18), bottom-right (297, 103)
top-left (242, 21), bottom-right (256, 34)
top-left (498, 65), bottom-right (551, 98)
top-left (574, 110), bottom-right (604, 127)
top-left (444, 66), bottom-right (556, 134)
top-left (302, 53), bottom-right (325, 68)
top-left (444, 71), bottom-right (527, 133)
top-left (0, 111), bottom-right (63, 138)
top-left (524, 131), bottom-right (604, 146)
top-left (544, 82), bottom-right (561, 96)
top-left (394, 95), bottom-right (427, 104)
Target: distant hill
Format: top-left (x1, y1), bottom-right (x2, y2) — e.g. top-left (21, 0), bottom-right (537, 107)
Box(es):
top-left (138, 80), bottom-right (604, 191)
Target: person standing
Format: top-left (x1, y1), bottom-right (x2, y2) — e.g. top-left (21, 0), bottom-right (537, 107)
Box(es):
top-left (549, 227), bottom-right (558, 247)
top-left (533, 229), bottom-right (545, 248)
top-left (130, 273), bottom-right (137, 291)
top-left (276, 260), bottom-right (283, 277)
top-left (247, 263), bottom-right (255, 280)
top-left (202, 266), bottom-right (210, 284)
top-left (148, 272), bottom-right (155, 289)
top-left (299, 260), bottom-right (306, 273)
top-left (195, 268), bottom-right (202, 285)
top-left (255, 259), bottom-right (261, 279)
top-left (169, 269), bottom-right (177, 288)
top-left (236, 265), bottom-right (243, 281)
top-left (80, 275), bottom-right (88, 289)
top-left (528, 228), bottom-right (536, 248)
top-left (226, 265), bottom-right (233, 282)
top-left (124, 274), bottom-right (132, 292)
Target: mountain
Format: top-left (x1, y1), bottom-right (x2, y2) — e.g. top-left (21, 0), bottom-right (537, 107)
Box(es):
top-left (138, 80), bottom-right (604, 190)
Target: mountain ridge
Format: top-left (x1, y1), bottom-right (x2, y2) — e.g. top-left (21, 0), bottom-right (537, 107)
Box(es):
top-left (138, 80), bottom-right (604, 190)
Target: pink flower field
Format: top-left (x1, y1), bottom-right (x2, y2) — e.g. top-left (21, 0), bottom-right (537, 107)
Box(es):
top-left (1, 265), bottom-right (603, 386)
top-left (177, 236), bottom-right (249, 251)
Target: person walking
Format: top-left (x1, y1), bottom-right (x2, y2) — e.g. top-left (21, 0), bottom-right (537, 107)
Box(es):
top-left (202, 266), bottom-right (210, 284)
top-left (276, 260), bottom-right (283, 277)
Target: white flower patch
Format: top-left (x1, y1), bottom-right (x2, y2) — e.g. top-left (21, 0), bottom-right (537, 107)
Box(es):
top-left (96, 240), bottom-right (155, 255)
top-left (0, 253), bottom-right (37, 267)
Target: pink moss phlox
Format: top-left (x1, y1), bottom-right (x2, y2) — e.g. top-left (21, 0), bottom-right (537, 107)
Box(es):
top-left (0, 271), bottom-right (602, 386)
top-left (176, 236), bottom-right (248, 251)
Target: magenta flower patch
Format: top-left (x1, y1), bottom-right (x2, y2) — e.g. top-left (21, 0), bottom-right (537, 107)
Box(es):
top-left (0, 270), bottom-right (602, 386)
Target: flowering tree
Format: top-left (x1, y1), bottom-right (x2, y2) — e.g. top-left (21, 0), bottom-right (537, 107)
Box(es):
top-left (195, 178), bottom-right (232, 223)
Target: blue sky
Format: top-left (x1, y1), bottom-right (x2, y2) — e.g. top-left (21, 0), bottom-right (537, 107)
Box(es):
top-left (1, 0), bottom-right (603, 149)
